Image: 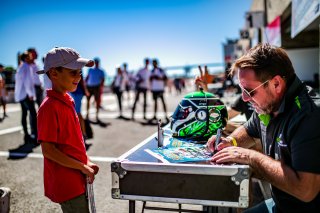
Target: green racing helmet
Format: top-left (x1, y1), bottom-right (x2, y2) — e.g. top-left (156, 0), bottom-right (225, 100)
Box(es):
top-left (170, 90), bottom-right (228, 141)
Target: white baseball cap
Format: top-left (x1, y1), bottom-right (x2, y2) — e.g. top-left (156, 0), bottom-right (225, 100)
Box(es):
top-left (37, 47), bottom-right (94, 74)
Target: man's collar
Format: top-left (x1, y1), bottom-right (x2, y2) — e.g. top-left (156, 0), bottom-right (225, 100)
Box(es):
top-left (257, 76), bottom-right (303, 124)
top-left (277, 76), bottom-right (303, 114)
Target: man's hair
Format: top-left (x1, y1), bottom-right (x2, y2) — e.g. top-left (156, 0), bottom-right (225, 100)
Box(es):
top-left (230, 43), bottom-right (296, 84)
top-left (20, 52), bottom-right (29, 62)
top-left (27, 48), bottom-right (36, 53)
top-left (152, 59), bottom-right (158, 65)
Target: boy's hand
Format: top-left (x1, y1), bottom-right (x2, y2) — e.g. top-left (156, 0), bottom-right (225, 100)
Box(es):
top-left (81, 164), bottom-right (96, 183)
top-left (88, 161), bottom-right (99, 175)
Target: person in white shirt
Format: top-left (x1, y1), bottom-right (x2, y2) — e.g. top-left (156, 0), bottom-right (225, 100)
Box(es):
top-left (28, 48), bottom-right (44, 107)
top-left (14, 52), bottom-right (37, 143)
top-left (122, 63), bottom-right (132, 104)
top-left (112, 67), bottom-right (128, 118)
top-left (85, 58), bottom-right (105, 122)
top-left (150, 59), bottom-right (169, 122)
top-left (131, 58), bottom-right (150, 120)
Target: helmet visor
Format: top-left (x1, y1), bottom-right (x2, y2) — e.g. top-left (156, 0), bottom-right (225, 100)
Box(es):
top-left (172, 99), bottom-right (198, 120)
top-left (172, 105), bottom-right (191, 120)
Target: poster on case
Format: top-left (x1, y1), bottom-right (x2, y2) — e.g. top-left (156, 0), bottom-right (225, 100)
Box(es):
top-left (145, 137), bottom-right (213, 163)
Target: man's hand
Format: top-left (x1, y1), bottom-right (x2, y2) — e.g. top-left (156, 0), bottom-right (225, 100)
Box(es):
top-left (211, 146), bottom-right (256, 165)
top-left (206, 135), bottom-right (233, 153)
top-left (195, 65), bottom-right (209, 91)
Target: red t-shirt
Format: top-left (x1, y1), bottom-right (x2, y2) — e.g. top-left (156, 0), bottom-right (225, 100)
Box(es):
top-left (38, 89), bottom-right (88, 203)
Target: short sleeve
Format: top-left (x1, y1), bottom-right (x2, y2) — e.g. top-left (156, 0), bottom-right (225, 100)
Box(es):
top-left (37, 103), bottom-right (59, 143)
top-left (243, 112), bottom-right (261, 138)
top-left (101, 70), bottom-right (105, 78)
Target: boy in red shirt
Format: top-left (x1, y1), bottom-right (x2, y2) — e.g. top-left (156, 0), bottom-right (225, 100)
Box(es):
top-left (37, 47), bottom-right (99, 212)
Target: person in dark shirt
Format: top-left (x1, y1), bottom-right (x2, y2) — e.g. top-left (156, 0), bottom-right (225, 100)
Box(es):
top-left (206, 44), bottom-right (320, 213)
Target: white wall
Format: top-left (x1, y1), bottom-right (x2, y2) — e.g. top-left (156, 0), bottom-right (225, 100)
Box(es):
top-left (287, 48), bottom-right (319, 81)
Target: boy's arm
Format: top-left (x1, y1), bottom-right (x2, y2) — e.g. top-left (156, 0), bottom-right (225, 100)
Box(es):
top-left (41, 142), bottom-right (96, 182)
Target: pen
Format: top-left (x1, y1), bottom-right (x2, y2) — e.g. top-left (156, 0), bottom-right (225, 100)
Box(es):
top-left (214, 128), bottom-right (222, 152)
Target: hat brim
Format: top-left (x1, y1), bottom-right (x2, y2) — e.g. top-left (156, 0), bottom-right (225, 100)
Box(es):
top-left (63, 58), bottom-right (94, 70)
top-left (37, 58), bottom-right (94, 74)
top-left (36, 70), bottom-right (46, 74)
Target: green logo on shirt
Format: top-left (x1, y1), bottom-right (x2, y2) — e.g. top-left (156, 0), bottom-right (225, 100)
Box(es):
top-left (295, 96), bottom-right (301, 109)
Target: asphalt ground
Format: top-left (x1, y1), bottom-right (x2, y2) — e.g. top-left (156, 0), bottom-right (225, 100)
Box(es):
top-left (0, 82), bottom-right (221, 212)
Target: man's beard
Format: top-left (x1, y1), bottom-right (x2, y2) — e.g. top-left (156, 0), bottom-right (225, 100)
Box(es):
top-left (253, 92), bottom-right (280, 115)
top-left (254, 99), bottom-right (279, 114)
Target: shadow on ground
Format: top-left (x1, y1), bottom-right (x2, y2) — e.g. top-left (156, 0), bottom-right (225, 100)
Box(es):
top-left (8, 137), bottom-right (39, 160)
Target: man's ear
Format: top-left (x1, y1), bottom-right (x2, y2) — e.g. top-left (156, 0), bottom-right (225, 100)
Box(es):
top-left (272, 75), bottom-right (286, 94)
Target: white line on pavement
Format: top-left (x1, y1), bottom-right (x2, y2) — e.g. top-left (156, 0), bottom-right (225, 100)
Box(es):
top-left (2, 105), bottom-right (21, 113)
top-left (0, 126), bottom-right (22, 135)
top-left (0, 151), bottom-right (117, 162)
top-left (90, 156), bottom-right (117, 162)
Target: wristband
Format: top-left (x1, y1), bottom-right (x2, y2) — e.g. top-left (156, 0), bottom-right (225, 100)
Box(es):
top-left (227, 136), bottom-right (237, 147)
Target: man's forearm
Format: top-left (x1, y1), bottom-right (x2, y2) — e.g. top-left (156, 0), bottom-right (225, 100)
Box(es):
top-left (249, 151), bottom-right (320, 202)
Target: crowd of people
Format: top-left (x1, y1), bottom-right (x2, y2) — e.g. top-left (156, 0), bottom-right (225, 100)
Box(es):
top-left (111, 57), bottom-right (173, 123)
top-left (0, 47), bottom-right (186, 145)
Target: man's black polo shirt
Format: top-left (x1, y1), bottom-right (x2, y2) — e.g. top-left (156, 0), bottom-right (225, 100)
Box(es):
top-left (244, 76), bottom-right (320, 212)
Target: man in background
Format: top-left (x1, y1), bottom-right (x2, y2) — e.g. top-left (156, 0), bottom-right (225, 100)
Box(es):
top-left (14, 52), bottom-right (37, 143)
top-left (132, 58), bottom-right (150, 120)
top-left (28, 48), bottom-right (44, 107)
top-left (150, 59), bottom-right (169, 122)
top-left (85, 57), bottom-right (105, 122)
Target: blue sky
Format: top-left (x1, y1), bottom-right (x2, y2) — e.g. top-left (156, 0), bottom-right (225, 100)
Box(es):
top-left (0, 0), bottom-right (252, 76)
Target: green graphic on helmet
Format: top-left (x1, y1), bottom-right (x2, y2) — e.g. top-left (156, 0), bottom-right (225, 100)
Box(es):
top-left (170, 91), bottom-right (228, 141)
